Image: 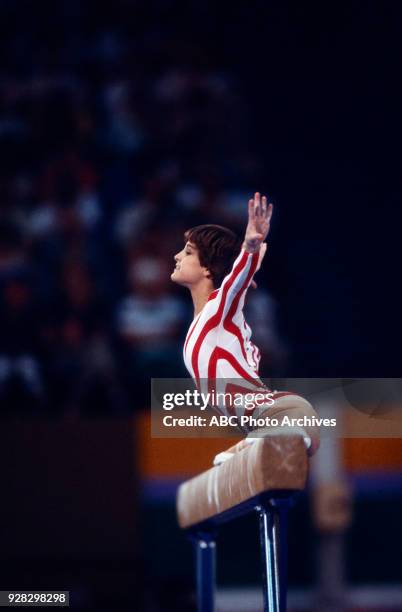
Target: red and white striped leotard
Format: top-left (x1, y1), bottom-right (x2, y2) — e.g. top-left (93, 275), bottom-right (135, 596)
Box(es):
top-left (183, 248), bottom-right (268, 417)
top-left (183, 245), bottom-right (314, 443)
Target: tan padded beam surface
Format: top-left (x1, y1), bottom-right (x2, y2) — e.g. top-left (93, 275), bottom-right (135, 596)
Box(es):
top-left (177, 435), bottom-right (308, 529)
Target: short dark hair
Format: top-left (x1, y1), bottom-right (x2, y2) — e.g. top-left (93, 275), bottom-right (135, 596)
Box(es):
top-left (184, 224), bottom-right (241, 288)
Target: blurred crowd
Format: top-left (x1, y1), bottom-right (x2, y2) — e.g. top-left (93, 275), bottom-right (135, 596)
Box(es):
top-left (0, 1), bottom-right (286, 415)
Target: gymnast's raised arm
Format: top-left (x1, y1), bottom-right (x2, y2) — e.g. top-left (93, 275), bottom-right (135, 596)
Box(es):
top-left (217, 192), bottom-right (273, 315)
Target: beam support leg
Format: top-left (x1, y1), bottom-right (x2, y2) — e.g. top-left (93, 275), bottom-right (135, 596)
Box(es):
top-left (194, 533), bottom-right (216, 612)
top-left (258, 499), bottom-right (290, 612)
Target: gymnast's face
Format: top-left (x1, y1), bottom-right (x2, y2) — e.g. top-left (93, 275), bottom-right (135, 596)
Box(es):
top-left (171, 241), bottom-right (211, 288)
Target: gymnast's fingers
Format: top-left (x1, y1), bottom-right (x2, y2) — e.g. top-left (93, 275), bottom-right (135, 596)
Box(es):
top-left (266, 202), bottom-right (273, 225)
top-left (248, 198), bottom-right (255, 222)
top-left (254, 191), bottom-right (261, 216)
top-left (261, 195), bottom-right (267, 215)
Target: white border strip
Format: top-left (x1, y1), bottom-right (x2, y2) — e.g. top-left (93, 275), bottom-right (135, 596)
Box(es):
top-left (217, 585), bottom-right (402, 611)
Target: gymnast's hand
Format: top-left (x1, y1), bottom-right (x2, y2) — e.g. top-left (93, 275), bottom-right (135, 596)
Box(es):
top-left (243, 192), bottom-right (273, 253)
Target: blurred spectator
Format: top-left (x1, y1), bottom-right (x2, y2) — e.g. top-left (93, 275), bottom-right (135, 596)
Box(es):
top-left (101, 81), bottom-right (145, 154)
top-left (0, 268), bottom-right (44, 413)
top-left (0, 219), bottom-right (26, 275)
top-left (44, 261), bottom-right (127, 415)
top-left (115, 253), bottom-right (188, 404)
top-left (245, 289), bottom-right (288, 378)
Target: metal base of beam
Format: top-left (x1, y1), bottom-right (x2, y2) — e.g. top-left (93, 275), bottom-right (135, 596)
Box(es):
top-left (257, 499), bottom-right (290, 612)
top-left (193, 532), bottom-right (216, 612)
top-left (191, 495), bottom-right (293, 612)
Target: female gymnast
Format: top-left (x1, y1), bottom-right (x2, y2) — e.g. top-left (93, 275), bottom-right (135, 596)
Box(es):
top-left (171, 192), bottom-right (319, 459)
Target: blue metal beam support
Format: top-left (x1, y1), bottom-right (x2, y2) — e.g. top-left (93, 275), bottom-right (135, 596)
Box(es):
top-left (194, 533), bottom-right (216, 612)
top-left (189, 492), bottom-right (294, 612)
top-left (258, 499), bottom-right (290, 612)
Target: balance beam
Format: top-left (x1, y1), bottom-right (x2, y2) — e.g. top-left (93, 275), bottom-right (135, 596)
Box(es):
top-left (177, 434), bottom-right (309, 612)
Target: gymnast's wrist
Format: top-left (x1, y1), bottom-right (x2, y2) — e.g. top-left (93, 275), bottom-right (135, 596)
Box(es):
top-left (242, 241), bottom-right (260, 254)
